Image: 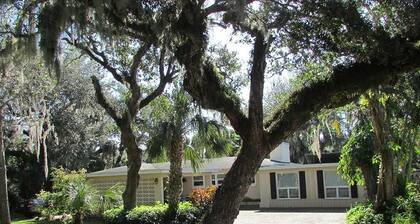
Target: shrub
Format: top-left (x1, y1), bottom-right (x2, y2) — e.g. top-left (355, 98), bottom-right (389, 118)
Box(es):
top-left (99, 184), bottom-right (124, 214)
top-left (34, 168), bottom-right (100, 224)
top-left (126, 203), bottom-right (167, 224)
top-left (103, 202), bottom-right (202, 224)
top-left (173, 202), bottom-right (200, 224)
top-left (389, 183), bottom-right (420, 224)
top-left (35, 190), bottom-right (68, 219)
top-left (346, 184), bottom-right (420, 224)
top-left (103, 207), bottom-right (126, 224)
top-left (188, 186), bottom-right (216, 208)
top-left (346, 203), bottom-right (384, 224)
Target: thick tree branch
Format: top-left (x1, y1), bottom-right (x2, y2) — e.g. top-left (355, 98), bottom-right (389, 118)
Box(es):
top-left (265, 43), bottom-right (420, 150)
top-left (138, 50), bottom-right (176, 110)
top-left (63, 37), bottom-right (125, 85)
top-left (204, 0), bottom-right (257, 16)
top-left (129, 42), bottom-right (152, 78)
top-left (175, 1), bottom-right (250, 138)
top-left (248, 31), bottom-right (269, 136)
top-left (126, 42), bottom-right (152, 118)
top-left (91, 76), bottom-right (121, 124)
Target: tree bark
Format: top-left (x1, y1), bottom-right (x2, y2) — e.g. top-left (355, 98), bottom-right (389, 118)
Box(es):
top-left (369, 94), bottom-right (395, 211)
top-left (360, 163), bottom-right (377, 201)
top-left (203, 31), bottom-right (269, 224)
top-left (0, 107), bottom-right (11, 224)
top-left (167, 133), bottom-right (184, 217)
top-left (172, 2), bottom-right (420, 224)
top-left (203, 142), bottom-right (268, 224)
top-left (120, 120), bottom-right (142, 211)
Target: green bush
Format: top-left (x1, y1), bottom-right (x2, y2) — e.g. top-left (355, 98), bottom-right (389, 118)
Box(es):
top-left (346, 184), bottom-right (420, 224)
top-left (389, 183), bottom-right (420, 224)
top-left (35, 168), bottom-right (123, 223)
top-left (103, 202), bottom-right (202, 224)
top-left (346, 203), bottom-right (384, 224)
top-left (126, 203), bottom-right (167, 224)
top-left (103, 207), bottom-right (127, 224)
top-left (172, 202), bottom-right (201, 224)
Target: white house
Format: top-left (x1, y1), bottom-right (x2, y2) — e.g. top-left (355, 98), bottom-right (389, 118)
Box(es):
top-left (87, 143), bottom-right (365, 208)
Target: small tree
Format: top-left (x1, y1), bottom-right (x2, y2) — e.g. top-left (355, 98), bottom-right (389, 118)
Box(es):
top-left (146, 87), bottom-right (238, 216)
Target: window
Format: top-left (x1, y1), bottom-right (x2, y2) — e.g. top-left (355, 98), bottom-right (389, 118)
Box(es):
top-left (211, 174), bottom-right (225, 186)
top-left (276, 173), bottom-right (299, 199)
top-left (192, 176), bottom-right (204, 188)
top-left (324, 170), bottom-right (350, 199)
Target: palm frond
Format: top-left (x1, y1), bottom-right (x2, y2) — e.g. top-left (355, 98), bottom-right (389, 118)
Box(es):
top-left (184, 144), bottom-right (204, 173)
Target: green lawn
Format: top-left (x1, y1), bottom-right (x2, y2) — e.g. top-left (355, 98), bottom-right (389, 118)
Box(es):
top-left (12, 218), bottom-right (103, 224)
top-left (11, 212), bottom-right (102, 224)
top-left (11, 219), bottom-right (37, 224)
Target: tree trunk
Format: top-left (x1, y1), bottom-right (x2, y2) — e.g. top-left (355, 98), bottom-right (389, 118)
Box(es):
top-left (375, 149), bottom-right (394, 210)
top-left (360, 163), bottom-right (377, 201)
top-left (202, 30), bottom-right (269, 224)
top-left (121, 121), bottom-right (142, 211)
top-left (203, 142), bottom-right (268, 224)
top-left (39, 143), bottom-right (49, 188)
top-left (369, 94), bottom-right (395, 211)
top-left (0, 107), bottom-right (11, 224)
top-left (114, 143), bottom-right (125, 167)
top-left (167, 133), bottom-right (184, 218)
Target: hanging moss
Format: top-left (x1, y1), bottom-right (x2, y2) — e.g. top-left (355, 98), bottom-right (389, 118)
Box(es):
top-left (17, 34), bottom-right (37, 57)
top-left (38, 0), bottom-right (69, 67)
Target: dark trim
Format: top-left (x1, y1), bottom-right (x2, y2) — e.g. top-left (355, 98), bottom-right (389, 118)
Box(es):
top-left (270, 172), bottom-right (277, 199)
top-left (299, 171), bottom-right (307, 199)
top-left (351, 184), bottom-right (358, 198)
top-left (316, 170), bottom-right (325, 199)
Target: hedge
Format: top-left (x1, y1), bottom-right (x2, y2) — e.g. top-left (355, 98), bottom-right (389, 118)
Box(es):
top-left (103, 202), bottom-right (202, 224)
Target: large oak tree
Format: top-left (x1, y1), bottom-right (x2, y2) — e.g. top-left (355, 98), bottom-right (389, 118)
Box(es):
top-left (3, 0), bottom-right (420, 223)
top-left (170, 1), bottom-right (420, 223)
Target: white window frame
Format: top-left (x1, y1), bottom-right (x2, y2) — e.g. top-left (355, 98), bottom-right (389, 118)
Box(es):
top-left (211, 173), bottom-right (225, 187)
top-left (192, 175), bottom-right (205, 188)
top-left (276, 172), bottom-right (300, 200)
top-left (323, 170), bottom-right (351, 199)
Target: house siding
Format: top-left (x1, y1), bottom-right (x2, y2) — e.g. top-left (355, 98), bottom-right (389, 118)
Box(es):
top-left (259, 168), bottom-right (365, 208)
top-left (88, 174), bottom-right (163, 205)
top-left (87, 163), bottom-right (365, 209)
top-left (245, 174), bottom-right (260, 200)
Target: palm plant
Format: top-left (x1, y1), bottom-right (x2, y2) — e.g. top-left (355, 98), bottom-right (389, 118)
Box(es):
top-left (100, 184), bottom-right (123, 213)
top-left (68, 181), bottom-right (99, 224)
top-left (145, 87), bottom-right (238, 216)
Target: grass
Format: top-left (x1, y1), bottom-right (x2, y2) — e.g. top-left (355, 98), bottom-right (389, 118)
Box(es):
top-left (11, 212), bottom-right (103, 224)
top-left (12, 219), bottom-right (37, 224)
top-left (12, 219), bottom-right (103, 224)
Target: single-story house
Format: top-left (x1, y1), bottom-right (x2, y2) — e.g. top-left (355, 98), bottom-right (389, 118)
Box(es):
top-left (87, 143), bottom-right (366, 208)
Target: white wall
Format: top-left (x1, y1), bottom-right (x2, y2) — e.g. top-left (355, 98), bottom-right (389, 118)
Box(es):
top-left (259, 167), bottom-right (366, 208)
top-left (269, 142), bottom-right (290, 162)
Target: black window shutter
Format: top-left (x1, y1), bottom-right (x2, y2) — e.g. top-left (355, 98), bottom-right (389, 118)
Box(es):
top-left (270, 172), bottom-right (277, 199)
top-left (316, 170), bottom-right (325, 199)
top-left (351, 184), bottom-right (358, 198)
top-left (299, 171), bottom-right (307, 199)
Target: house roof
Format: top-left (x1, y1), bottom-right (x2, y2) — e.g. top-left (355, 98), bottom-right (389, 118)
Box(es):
top-left (87, 156), bottom-right (338, 178)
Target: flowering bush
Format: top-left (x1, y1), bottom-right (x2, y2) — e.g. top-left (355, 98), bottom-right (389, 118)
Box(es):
top-left (188, 186), bottom-right (216, 207)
